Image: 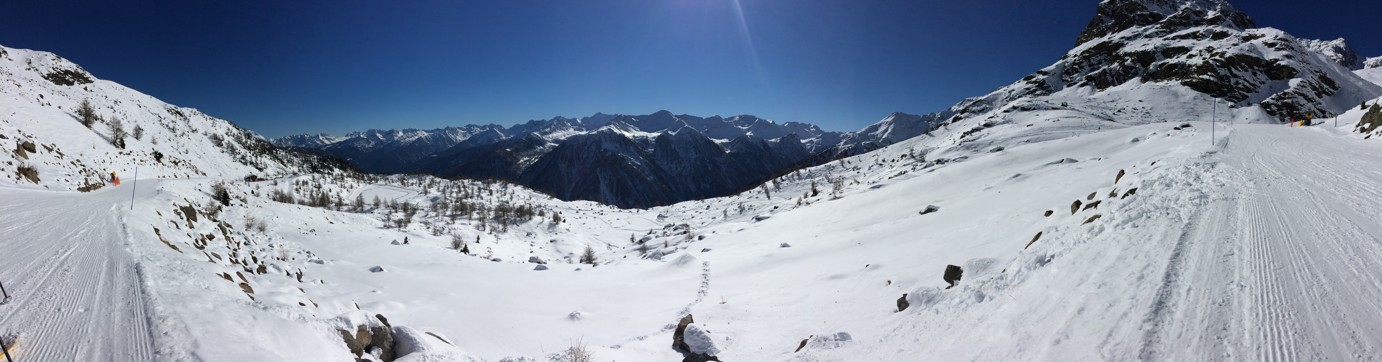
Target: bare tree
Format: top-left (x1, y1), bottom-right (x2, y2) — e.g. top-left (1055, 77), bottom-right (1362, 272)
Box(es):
top-left (77, 99), bottom-right (97, 128)
top-left (109, 117), bottom-right (127, 149)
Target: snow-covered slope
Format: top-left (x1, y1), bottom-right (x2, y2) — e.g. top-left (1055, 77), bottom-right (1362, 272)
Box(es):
top-left (5, 0), bottom-right (1382, 361)
top-left (937, 0), bottom-right (1381, 131)
top-left (0, 45), bottom-right (329, 191)
top-left (91, 111), bottom-right (1380, 361)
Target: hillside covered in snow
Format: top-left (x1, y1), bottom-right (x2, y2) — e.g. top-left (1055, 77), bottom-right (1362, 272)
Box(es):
top-left (2, 0), bottom-right (1382, 361)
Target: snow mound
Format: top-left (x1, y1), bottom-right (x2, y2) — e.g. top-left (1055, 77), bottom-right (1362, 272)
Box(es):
top-left (682, 324), bottom-right (721, 356)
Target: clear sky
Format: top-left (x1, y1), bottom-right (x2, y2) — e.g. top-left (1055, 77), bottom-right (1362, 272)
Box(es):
top-left (3, 0), bottom-right (1378, 138)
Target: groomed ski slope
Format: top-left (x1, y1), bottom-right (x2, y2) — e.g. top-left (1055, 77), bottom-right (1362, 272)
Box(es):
top-left (591, 122), bottom-right (1382, 360)
top-left (0, 181), bottom-right (158, 361)
top-left (1216, 125), bottom-right (1382, 361)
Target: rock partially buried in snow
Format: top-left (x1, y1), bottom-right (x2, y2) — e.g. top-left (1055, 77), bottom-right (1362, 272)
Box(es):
top-left (533, 264), bottom-right (549, 271)
top-left (780, 242), bottom-right (792, 248)
top-left (807, 332), bottom-right (853, 350)
top-left (919, 205), bottom-right (940, 215)
top-left (681, 324), bottom-right (721, 360)
top-left (527, 256), bottom-right (547, 264)
top-left (672, 314), bottom-right (695, 352)
top-left (943, 264), bottom-right (963, 289)
top-left (369, 266), bottom-right (386, 273)
top-left (1046, 157), bottom-right (1079, 166)
top-left (390, 239), bottom-right (401, 245)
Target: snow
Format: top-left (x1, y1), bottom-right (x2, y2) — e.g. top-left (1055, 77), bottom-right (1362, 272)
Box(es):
top-left (38, 113), bottom-right (1367, 361)
top-left (1357, 66), bottom-right (1382, 88)
top-left (4, 12), bottom-right (1382, 361)
top-left (681, 324), bottom-right (721, 356)
top-left (0, 183), bottom-right (156, 361)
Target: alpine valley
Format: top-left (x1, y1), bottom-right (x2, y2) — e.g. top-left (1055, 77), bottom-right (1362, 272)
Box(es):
top-left (2, 0), bottom-right (1381, 361)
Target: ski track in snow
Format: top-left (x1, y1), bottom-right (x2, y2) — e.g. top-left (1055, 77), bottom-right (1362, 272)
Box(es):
top-left (1231, 129), bottom-right (1382, 361)
top-left (1137, 125), bottom-right (1382, 361)
top-left (0, 183), bottom-right (158, 361)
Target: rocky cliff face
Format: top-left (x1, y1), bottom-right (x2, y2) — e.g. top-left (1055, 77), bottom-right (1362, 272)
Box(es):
top-left (942, 0), bottom-right (1380, 125)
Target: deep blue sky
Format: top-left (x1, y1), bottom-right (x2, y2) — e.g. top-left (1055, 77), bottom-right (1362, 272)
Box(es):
top-left (3, 1), bottom-right (1378, 137)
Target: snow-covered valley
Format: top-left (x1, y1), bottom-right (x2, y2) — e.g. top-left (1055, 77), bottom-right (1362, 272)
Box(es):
top-left (4, 0), bottom-right (1382, 360)
top-left (6, 110), bottom-right (1382, 360)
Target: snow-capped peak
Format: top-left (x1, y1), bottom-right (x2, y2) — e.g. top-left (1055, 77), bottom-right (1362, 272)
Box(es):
top-left (1077, 0), bottom-right (1255, 45)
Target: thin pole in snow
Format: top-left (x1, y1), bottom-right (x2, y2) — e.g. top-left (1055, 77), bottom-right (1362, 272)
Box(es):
top-left (1212, 99), bottom-right (1216, 146)
top-left (1, 334), bottom-right (12, 362)
top-left (0, 280), bottom-right (8, 299)
top-left (130, 166), bottom-right (138, 210)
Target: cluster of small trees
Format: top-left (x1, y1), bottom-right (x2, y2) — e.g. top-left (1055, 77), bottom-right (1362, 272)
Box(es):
top-left (77, 99), bottom-right (127, 148)
top-left (263, 174), bottom-right (560, 238)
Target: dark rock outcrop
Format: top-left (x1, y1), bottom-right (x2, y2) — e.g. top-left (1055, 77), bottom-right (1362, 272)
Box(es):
top-left (1358, 103), bottom-right (1382, 137)
top-left (1075, 0), bottom-right (1254, 46)
top-left (672, 314), bottom-right (695, 353)
top-left (943, 265), bottom-right (964, 289)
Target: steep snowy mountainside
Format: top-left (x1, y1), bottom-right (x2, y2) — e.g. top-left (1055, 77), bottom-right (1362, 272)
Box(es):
top-left (0, 44), bottom-right (331, 191)
top-left (1299, 37), bottom-right (1364, 70)
top-left (1357, 63), bottom-right (1382, 88)
top-left (936, 0), bottom-right (1381, 132)
top-left (1367, 56), bottom-right (1382, 69)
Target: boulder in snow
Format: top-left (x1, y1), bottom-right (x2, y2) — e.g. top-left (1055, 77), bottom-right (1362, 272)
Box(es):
top-left (896, 293), bottom-right (910, 312)
top-left (527, 256), bottom-right (547, 264)
top-left (806, 332), bottom-right (853, 350)
top-left (681, 324), bottom-right (721, 358)
top-left (392, 326), bottom-right (468, 360)
top-left (943, 264), bottom-right (963, 289)
top-left (919, 205), bottom-right (940, 215)
top-left (672, 314), bottom-right (695, 352)
top-left (779, 242), bottom-right (792, 248)
top-left (369, 266), bottom-right (386, 273)
top-left (533, 264), bottom-right (549, 271)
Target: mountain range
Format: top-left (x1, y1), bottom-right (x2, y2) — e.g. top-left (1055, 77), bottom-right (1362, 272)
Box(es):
top-left (276, 110), bottom-right (939, 207)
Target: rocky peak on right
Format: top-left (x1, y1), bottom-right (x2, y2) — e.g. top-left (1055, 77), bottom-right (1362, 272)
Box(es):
top-left (1047, 0), bottom-right (1380, 120)
top-left (1076, 0), bottom-right (1255, 46)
